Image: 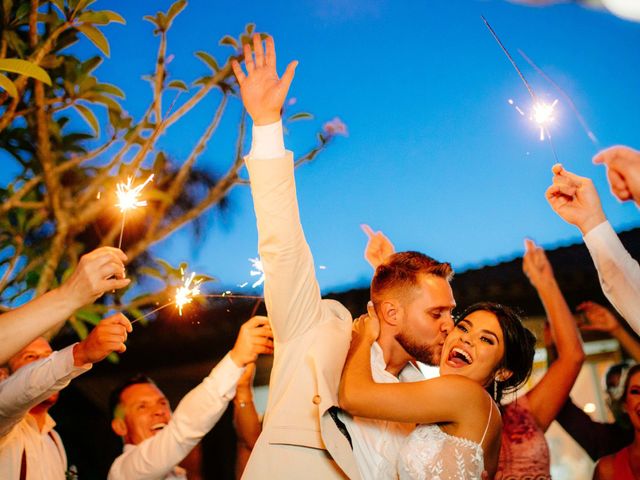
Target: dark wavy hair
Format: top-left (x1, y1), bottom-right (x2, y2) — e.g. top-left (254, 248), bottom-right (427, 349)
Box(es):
top-left (456, 302), bottom-right (536, 403)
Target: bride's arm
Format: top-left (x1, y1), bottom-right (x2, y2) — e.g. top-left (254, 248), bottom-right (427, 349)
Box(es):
top-left (339, 308), bottom-right (486, 426)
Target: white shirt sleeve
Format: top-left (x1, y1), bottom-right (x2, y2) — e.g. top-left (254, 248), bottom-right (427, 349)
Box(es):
top-left (583, 220), bottom-right (640, 334)
top-left (247, 121), bottom-right (285, 160)
top-left (0, 344), bottom-right (91, 438)
top-left (107, 353), bottom-right (244, 480)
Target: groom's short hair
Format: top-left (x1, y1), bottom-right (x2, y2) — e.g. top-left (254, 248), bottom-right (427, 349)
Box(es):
top-left (370, 251), bottom-right (453, 304)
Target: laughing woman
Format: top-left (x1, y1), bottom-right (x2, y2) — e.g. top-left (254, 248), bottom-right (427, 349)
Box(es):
top-left (339, 299), bottom-right (536, 479)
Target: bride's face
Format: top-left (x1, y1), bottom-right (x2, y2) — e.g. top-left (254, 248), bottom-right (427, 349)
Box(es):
top-left (440, 310), bottom-right (505, 386)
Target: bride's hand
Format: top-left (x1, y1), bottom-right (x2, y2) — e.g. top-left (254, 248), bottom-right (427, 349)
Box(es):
top-left (351, 302), bottom-right (381, 343)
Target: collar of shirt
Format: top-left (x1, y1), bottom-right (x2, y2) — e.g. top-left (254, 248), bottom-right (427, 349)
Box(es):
top-left (25, 412), bottom-right (56, 435)
top-left (370, 342), bottom-right (424, 384)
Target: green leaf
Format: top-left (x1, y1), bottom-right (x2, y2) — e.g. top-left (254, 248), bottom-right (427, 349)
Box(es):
top-left (219, 35), bottom-right (238, 49)
top-left (0, 59), bottom-right (52, 85)
top-left (167, 0), bottom-right (187, 22)
top-left (0, 73), bottom-right (17, 98)
top-left (288, 112), bottom-right (314, 122)
top-left (127, 307), bottom-right (145, 322)
top-left (94, 82), bottom-right (125, 98)
top-left (138, 266), bottom-right (165, 280)
top-left (70, 317), bottom-right (89, 340)
top-left (98, 10), bottom-right (125, 24)
top-left (143, 15), bottom-right (158, 28)
top-left (75, 0), bottom-right (97, 12)
top-left (195, 51), bottom-right (219, 72)
top-left (76, 24), bottom-right (110, 57)
top-left (246, 23), bottom-right (255, 35)
top-left (75, 308), bottom-right (102, 325)
top-left (167, 79), bottom-right (188, 91)
top-left (74, 103), bottom-right (100, 135)
top-left (77, 10), bottom-right (110, 25)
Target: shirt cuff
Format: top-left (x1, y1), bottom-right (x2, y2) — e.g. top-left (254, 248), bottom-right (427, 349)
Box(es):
top-left (248, 120), bottom-right (285, 160)
top-left (202, 353), bottom-right (245, 401)
top-left (58, 343), bottom-right (93, 377)
top-left (583, 220), bottom-right (615, 252)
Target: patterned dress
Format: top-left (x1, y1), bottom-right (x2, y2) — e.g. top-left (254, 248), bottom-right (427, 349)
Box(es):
top-left (395, 401), bottom-right (494, 479)
top-left (497, 394), bottom-right (551, 480)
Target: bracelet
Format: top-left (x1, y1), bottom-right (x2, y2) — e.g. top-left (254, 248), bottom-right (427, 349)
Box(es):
top-left (237, 400), bottom-right (253, 408)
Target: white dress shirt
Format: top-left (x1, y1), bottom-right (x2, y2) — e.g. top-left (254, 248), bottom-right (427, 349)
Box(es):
top-left (0, 344), bottom-right (91, 480)
top-left (339, 343), bottom-right (423, 480)
top-left (583, 220), bottom-right (640, 334)
top-left (108, 353), bottom-right (244, 480)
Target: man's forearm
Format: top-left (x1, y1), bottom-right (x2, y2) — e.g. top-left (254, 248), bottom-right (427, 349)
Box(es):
top-left (584, 221), bottom-right (640, 333)
top-left (0, 345), bottom-right (90, 437)
top-left (0, 288), bottom-right (77, 365)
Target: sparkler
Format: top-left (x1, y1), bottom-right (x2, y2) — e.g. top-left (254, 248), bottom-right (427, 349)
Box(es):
top-left (249, 257), bottom-right (265, 288)
top-left (482, 16), bottom-right (559, 161)
top-left (130, 268), bottom-right (203, 325)
top-left (115, 174), bottom-right (154, 249)
top-left (175, 269), bottom-right (202, 316)
top-left (518, 49), bottom-right (599, 148)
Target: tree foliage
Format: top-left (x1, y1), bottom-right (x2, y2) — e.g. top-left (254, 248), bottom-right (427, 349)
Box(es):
top-left (0, 0), bottom-right (341, 339)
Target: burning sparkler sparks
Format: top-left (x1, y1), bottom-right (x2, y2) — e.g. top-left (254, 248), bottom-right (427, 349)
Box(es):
top-left (249, 257), bottom-right (265, 288)
top-left (115, 174), bottom-right (154, 248)
top-left (532, 99), bottom-right (558, 141)
top-left (175, 269), bottom-right (202, 316)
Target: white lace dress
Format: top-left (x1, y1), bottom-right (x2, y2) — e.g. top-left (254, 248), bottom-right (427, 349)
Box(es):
top-left (395, 403), bottom-right (493, 480)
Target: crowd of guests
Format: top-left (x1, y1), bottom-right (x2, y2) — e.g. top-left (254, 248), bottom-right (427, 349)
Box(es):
top-left (1, 34), bottom-right (640, 479)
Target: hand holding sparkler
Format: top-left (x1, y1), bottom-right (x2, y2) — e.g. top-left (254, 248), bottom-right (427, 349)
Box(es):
top-left (73, 313), bottom-right (132, 366)
top-left (231, 35), bottom-right (297, 126)
top-left (594, 145), bottom-right (640, 205)
top-left (229, 315), bottom-right (274, 367)
top-left (546, 164), bottom-right (607, 235)
top-left (60, 247), bottom-right (130, 308)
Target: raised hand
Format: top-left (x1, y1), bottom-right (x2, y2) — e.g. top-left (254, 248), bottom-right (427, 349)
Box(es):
top-left (361, 224), bottom-right (395, 269)
top-left (230, 316), bottom-right (274, 367)
top-left (59, 247), bottom-right (130, 309)
top-left (72, 313), bottom-right (132, 366)
top-left (522, 238), bottom-right (554, 289)
top-left (576, 301), bottom-right (621, 333)
top-left (231, 35), bottom-right (297, 126)
top-left (593, 145), bottom-right (640, 205)
top-left (545, 163), bottom-right (606, 235)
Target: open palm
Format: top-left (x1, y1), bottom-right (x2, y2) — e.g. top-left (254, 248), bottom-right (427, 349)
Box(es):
top-left (232, 35), bottom-right (297, 126)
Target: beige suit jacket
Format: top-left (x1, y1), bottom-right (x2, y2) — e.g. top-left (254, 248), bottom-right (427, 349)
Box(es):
top-left (241, 153), bottom-right (361, 479)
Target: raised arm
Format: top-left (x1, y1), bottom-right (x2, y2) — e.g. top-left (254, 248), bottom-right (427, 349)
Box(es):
top-left (232, 35), bottom-right (328, 342)
top-left (521, 239), bottom-right (585, 431)
top-left (0, 247), bottom-right (130, 364)
top-left (339, 307), bottom-right (486, 426)
top-left (546, 164), bottom-right (640, 333)
top-left (0, 313), bottom-right (130, 437)
top-left (361, 224), bottom-right (395, 270)
top-left (578, 301), bottom-right (640, 362)
top-left (108, 317), bottom-right (273, 480)
top-left (233, 362), bottom-right (262, 479)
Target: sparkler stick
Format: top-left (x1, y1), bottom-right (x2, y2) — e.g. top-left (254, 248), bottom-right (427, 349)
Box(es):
top-left (115, 174), bottom-right (154, 249)
top-left (481, 16), bottom-right (536, 101)
top-left (131, 302), bottom-right (173, 325)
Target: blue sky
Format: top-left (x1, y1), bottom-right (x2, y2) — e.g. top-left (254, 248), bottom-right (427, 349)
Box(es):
top-left (15, 0), bottom-right (640, 293)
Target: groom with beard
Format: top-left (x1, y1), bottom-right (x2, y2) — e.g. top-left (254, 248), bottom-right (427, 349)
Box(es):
top-left (232, 34), bottom-right (457, 479)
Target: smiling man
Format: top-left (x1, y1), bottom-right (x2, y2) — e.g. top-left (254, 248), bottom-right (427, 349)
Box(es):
top-left (107, 316), bottom-right (273, 480)
top-left (0, 313), bottom-right (131, 480)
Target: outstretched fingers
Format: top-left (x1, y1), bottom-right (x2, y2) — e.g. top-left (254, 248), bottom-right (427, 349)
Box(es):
top-left (243, 42), bottom-right (254, 73)
top-left (231, 60), bottom-right (246, 85)
top-left (265, 36), bottom-right (276, 67)
top-left (253, 34), bottom-right (265, 68)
